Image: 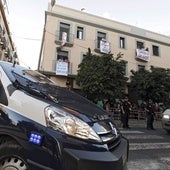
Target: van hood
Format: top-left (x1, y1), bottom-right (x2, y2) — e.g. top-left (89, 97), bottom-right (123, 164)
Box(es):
top-left (41, 84), bottom-right (109, 121)
top-left (10, 69), bottom-right (109, 121)
top-left (13, 80), bottom-right (109, 121)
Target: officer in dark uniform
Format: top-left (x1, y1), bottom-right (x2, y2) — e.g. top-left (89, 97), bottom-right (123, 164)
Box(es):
top-left (120, 96), bottom-right (131, 129)
top-left (145, 100), bottom-right (155, 130)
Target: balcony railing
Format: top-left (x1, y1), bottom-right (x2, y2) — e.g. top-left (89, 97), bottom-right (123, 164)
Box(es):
top-left (4, 47), bottom-right (10, 57)
top-left (41, 60), bottom-right (73, 75)
top-left (55, 31), bottom-right (74, 47)
top-left (0, 36), bottom-right (7, 50)
top-left (94, 39), bottom-right (111, 54)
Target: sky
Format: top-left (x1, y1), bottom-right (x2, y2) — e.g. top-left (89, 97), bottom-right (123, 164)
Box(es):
top-left (5, 0), bottom-right (170, 69)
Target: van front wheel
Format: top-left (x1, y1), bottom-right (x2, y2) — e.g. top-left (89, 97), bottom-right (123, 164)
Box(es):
top-left (0, 142), bottom-right (29, 170)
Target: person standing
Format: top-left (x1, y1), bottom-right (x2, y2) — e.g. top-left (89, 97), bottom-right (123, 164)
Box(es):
top-left (145, 100), bottom-right (155, 130)
top-left (97, 99), bottom-right (104, 108)
top-left (104, 100), bottom-right (111, 112)
top-left (120, 96), bottom-right (132, 129)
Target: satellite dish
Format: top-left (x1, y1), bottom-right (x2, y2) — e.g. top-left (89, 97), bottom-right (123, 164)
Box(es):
top-left (81, 8), bottom-right (86, 12)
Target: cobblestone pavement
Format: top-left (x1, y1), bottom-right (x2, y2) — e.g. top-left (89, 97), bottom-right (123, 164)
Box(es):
top-left (117, 119), bottom-right (170, 170)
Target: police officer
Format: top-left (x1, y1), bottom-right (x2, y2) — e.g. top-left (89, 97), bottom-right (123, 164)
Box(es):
top-left (120, 96), bottom-right (131, 129)
top-left (145, 100), bottom-right (155, 130)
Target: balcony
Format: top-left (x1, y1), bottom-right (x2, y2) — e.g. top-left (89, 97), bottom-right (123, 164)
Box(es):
top-left (136, 48), bottom-right (150, 62)
top-left (94, 39), bottom-right (111, 54)
top-left (0, 36), bottom-right (6, 50)
top-left (55, 59), bottom-right (73, 76)
top-left (40, 59), bottom-right (73, 76)
top-left (4, 47), bottom-right (10, 57)
top-left (55, 31), bottom-right (74, 47)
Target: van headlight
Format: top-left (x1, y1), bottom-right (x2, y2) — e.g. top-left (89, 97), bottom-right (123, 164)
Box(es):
top-left (163, 114), bottom-right (170, 119)
top-left (45, 106), bottom-right (101, 142)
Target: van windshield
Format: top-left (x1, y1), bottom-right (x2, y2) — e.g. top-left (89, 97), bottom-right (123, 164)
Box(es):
top-left (12, 70), bottom-right (59, 103)
top-left (23, 70), bottom-right (56, 85)
top-left (0, 62), bottom-right (58, 86)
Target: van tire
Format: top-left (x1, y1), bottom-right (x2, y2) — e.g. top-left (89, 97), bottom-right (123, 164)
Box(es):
top-left (0, 141), bottom-right (29, 170)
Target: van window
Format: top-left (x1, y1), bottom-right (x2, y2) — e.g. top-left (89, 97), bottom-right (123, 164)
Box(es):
top-left (0, 80), bottom-right (8, 105)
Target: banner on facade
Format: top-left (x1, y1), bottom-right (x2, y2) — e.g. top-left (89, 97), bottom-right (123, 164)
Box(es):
top-left (56, 61), bottom-right (68, 76)
top-left (100, 39), bottom-right (110, 54)
top-left (136, 49), bottom-right (150, 62)
top-left (61, 32), bottom-right (67, 46)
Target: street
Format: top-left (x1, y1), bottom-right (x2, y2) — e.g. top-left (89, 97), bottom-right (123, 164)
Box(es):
top-left (117, 119), bottom-right (170, 170)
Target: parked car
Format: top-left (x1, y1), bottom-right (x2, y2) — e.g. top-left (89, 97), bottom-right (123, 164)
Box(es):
top-left (162, 108), bottom-right (170, 133)
top-left (0, 61), bottom-right (128, 170)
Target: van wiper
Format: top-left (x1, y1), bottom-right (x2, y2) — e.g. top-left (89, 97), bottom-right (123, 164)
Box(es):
top-left (12, 71), bottom-right (58, 103)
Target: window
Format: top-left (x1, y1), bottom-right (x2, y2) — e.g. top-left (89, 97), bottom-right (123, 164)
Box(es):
top-left (122, 62), bottom-right (128, 76)
top-left (82, 54), bottom-right (87, 60)
top-left (138, 65), bottom-right (145, 71)
top-left (57, 50), bottom-right (69, 62)
top-left (0, 25), bottom-right (2, 35)
top-left (59, 22), bottom-right (70, 42)
top-left (80, 53), bottom-right (87, 62)
top-left (97, 31), bottom-right (106, 48)
top-left (77, 26), bottom-right (84, 39)
top-left (120, 37), bottom-right (125, 49)
top-left (136, 41), bottom-right (144, 49)
top-left (152, 45), bottom-right (159, 56)
top-left (124, 63), bottom-right (128, 76)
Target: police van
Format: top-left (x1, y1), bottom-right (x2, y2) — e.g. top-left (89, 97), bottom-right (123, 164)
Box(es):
top-left (0, 61), bottom-right (128, 170)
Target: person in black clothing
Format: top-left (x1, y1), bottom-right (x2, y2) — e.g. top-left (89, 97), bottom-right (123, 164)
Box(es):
top-left (120, 96), bottom-right (132, 129)
top-left (145, 100), bottom-right (155, 130)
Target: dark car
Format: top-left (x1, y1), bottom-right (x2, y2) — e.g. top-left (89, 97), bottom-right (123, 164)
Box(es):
top-left (0, 61), bottom-right (128, 170)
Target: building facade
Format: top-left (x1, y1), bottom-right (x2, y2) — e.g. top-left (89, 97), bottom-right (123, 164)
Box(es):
top-left (38, 4), bottom-right (170, 89)
top-left (0, 0), bottom-right (17, 63)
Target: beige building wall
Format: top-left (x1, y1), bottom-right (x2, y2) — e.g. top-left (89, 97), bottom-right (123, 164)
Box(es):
top-left (0, 0), bottom-right (16, 63)
top-left (38, 4), bottom-right (170, 89)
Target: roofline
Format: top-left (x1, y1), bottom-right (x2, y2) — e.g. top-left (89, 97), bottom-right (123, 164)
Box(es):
top-left (46, 4), bottom-right (170, 46)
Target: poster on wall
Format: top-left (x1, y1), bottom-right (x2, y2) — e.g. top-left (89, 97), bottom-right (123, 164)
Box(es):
top-left (136, 49), bottom-right (150, 62)
top-left (56, 61), bottom-right (68, 76)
